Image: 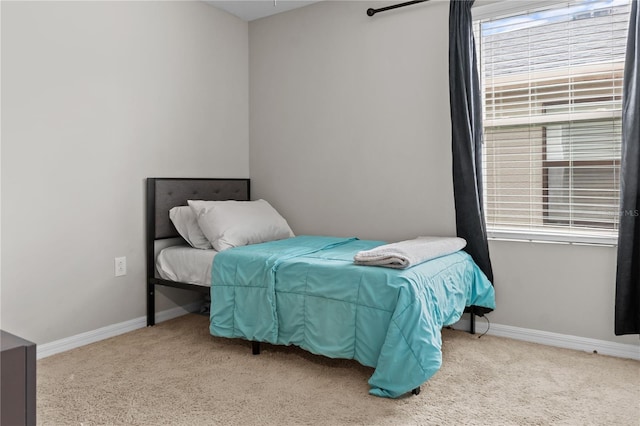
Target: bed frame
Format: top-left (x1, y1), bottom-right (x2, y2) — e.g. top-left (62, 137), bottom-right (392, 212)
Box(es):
top-left (146, 177), bottom-right (250, 326)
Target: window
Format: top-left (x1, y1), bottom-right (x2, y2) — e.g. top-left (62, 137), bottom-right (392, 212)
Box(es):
top-left (473, 0), bottom-right (631, 244)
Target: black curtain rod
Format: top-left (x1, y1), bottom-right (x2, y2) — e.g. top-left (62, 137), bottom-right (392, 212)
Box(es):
top-left (367, 0), bottom-right (429, 17)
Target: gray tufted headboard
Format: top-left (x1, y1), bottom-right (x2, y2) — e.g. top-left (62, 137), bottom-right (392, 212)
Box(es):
top-left (146, 177), bottom-right (250, 325)
top-left (147, 178), bottom-right (250, 240)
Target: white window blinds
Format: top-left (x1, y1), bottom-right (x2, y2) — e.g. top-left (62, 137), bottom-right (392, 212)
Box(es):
top-left (473, 0), bottom-right (631, 244)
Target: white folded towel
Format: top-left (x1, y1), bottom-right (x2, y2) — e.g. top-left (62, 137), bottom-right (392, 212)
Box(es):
top-left (353, 236), bottom-right (467, 269)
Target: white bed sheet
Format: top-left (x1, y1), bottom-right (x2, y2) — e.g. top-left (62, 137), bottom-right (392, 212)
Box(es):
top-left (156, 245), bottom-right (217, 287)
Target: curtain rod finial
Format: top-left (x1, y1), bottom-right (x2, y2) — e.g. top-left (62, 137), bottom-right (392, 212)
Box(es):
top-left (367, 8), bottom-right (376, 16)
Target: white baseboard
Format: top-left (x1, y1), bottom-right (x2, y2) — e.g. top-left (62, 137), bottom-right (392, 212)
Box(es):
top-left (37, 302), bottom-right (202, 360)
top-left (37, 306), bottom-right (639, 361)
top-left (453, 318), bottom-right (640, 361)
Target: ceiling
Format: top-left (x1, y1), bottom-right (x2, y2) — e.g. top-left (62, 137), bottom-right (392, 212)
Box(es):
top-left (206, 1), bottom-right (323, 21)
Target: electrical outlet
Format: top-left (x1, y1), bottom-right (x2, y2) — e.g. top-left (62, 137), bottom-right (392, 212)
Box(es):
top-left (115, 256), bottom-right (127, 277)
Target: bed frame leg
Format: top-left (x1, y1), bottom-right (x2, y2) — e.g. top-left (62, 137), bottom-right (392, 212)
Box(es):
top-left (469, 306), bottom-right (476, 335)
top-left (147, 284), bottom-right (155, 327)
top-left (411, 387), bottom-right (421, 396)
top-left (252, 341), bottom-right (261, 355)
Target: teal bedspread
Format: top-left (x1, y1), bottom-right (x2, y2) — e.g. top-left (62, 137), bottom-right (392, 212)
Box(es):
top-left (210, 236), bottom-right (495, 398)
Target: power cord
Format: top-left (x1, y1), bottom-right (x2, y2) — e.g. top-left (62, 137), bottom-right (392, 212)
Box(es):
top-left (478, 315), bottom-right (491, 338)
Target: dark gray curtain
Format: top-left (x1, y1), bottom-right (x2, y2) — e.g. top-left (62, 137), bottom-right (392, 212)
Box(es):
top-left (449, 0), bottom-right (494, 291)
top-left (615, 0), bottom-right (639, 336)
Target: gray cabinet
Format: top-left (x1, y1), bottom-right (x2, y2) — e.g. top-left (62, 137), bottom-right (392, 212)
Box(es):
top-left (1, 330), bottom-right (36, 426)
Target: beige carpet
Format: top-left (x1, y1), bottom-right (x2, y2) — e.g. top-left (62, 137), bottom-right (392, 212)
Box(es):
top-left (37, 314), bottom-right (639, 425)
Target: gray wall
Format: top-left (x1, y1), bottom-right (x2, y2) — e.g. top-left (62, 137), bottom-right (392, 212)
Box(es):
top-left (249, 0), bottom-right (638, 346)
top-left (1, 1), bottom-right (249, 344)
top-left (250, 1), bottom-right (455, 242)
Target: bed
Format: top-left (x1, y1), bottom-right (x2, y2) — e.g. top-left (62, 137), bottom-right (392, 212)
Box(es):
top-left (146, 177), bottom-right (496, 398)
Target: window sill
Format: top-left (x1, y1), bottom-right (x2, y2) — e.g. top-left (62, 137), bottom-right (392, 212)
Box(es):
top-left (487, 229), bottom-right (618, 247)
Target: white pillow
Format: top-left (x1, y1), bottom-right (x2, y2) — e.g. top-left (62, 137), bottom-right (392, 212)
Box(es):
top-left (169, 206), bottom-right (212, 250)
top-left (188, 199), bottom-right (295, 252)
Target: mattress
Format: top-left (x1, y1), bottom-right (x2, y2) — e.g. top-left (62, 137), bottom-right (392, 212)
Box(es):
top-left (156, 245), bottom-right (217, 286)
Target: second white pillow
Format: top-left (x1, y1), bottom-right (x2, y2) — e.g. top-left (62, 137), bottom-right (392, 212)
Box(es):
top-left (169, 206), bottom-right (212, 249)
